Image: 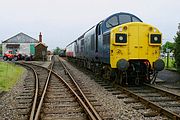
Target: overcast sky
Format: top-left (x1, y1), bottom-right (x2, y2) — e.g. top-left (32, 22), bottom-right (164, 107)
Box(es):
top-left (0, 0), bottom-right (180, 50)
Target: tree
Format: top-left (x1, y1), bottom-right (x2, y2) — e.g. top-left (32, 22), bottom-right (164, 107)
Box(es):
top-left (174, 32), bottom-right (180, 71)
top-left (162, 41), bottom-right (175, 53)
top-left (53, 47), bottom-right (61, 55)
top-left (0, 44), bottom-right (2, 56)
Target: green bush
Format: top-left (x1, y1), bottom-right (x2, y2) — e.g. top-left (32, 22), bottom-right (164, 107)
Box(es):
top-left (174, 32), bottom-right (180, 71)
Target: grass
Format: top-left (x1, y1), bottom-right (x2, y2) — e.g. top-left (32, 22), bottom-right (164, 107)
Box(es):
top-left (162, 57), bottom-right (178, 71)
top-left (0, 62), bottom-right (24, 91)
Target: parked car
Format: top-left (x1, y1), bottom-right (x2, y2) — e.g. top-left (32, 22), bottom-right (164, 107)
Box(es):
top-left (3, 50), bottom-right (28, 61)
top-left (3, 50), bottom-right (16, 61)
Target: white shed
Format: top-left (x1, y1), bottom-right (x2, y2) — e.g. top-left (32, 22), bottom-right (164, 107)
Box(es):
top-left (2, 32), bottom-right (39, 56)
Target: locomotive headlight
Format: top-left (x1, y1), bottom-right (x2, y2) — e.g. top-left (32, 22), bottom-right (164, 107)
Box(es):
top-left (119, 26), bottom-right (127, 32)
top-left (119, 27), bottom-right (123, 32)
top-left (115, 33), bottom-right (127, 43)
top-left (154, 36), bottom-right (158, 41)
top-left (123, 26), bottom-right (128, 31)
top-left (150, 34), bottom-right (161, 44)
top-left (119, 36), bottom-right (124, 41)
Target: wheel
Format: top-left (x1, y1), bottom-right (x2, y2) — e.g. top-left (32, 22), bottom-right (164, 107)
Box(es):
top-left (115, 71), bottom-right (127, 85)
top-left (115, 71), bottom-right (122, 85)
top-left (13, 56), bottom-right (18, 61)
top-left (3, 56), bottom-right (8, 61)
top-left (102, 65), bottom-right (116, 81)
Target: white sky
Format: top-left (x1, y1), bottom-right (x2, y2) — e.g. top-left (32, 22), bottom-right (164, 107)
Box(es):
top-left (0, 0), bottom-right (180, 50)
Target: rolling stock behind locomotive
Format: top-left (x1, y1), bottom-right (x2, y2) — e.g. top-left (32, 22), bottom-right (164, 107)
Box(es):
top-left (66, 12), bottom-right (165, 85)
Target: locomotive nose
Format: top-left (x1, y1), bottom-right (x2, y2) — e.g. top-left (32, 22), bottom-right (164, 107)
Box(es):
top-left (154, 59), bottom-right (165, 71)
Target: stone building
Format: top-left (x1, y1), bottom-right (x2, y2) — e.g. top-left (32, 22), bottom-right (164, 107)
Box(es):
top-left (34, 33), bottom-right (48, 61)
top-left (2, 32), bottom-right (39, 56)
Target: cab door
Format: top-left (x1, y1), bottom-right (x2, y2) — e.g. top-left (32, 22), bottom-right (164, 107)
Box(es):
top-left (95, 22), bottom-right (103, 61)
top-left (138, 24), bottom-right (148, 59)
top-left (128, 24), bottom-right (139, 59)
top-left (128, 23), bottom-right (148, 59)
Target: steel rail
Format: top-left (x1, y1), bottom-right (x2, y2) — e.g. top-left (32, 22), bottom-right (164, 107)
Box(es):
top-left (34, 61), bottom-right (54, 120)
top-left (15, 62), bottom-right (39, 120)
top-left (26, 58), bottom-right (101, 120)
top-left (51, 70), bottom-right (98, 120)
top-left (114, 84), bottom-right (180, 120)
top-left (58, 57), bottom-right (102, 120)
top-left (144, 83), bottom-right (180, 100)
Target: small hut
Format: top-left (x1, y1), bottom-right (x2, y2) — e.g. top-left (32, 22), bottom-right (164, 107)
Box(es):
top-left (34, 33), bottom-right (48, 61)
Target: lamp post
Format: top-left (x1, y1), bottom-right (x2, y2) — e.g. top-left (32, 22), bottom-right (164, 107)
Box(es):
top-left (166, 48), bottom-right (170, 68)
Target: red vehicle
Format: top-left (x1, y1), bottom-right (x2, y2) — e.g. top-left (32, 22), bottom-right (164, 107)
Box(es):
top-left (3, 50), bottom-right (19, 61)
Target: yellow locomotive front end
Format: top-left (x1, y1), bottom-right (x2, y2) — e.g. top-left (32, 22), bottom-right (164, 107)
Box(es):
top-left (110, 22), bottom-right (165, 84)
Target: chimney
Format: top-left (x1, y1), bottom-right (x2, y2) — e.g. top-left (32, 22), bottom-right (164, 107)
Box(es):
top-left (39, 32), bottom-right (42, 42)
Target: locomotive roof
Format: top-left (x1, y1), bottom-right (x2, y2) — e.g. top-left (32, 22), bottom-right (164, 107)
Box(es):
top-left (103, 12), bottom-right (142, 22)
top-left (66, 12), bottom-right (142, 48)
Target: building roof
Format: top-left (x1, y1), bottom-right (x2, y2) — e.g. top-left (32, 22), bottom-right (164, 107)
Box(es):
top-left (35, 42), bottom-right (48, 48)
top-left (2, 32), bottom-right (39, 43)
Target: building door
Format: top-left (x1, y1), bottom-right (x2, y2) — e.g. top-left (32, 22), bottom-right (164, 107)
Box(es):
top-left (30, 44), bottom-right (35, 55)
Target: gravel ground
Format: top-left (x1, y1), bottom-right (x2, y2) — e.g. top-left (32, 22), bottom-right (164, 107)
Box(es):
top-left (0, 60), bottom-right (174, 120)
top-left (63, 60), bottom-right (167, 120)
top-left (157, 69), bottom-right (180, 83)
top-left (0, 61), bottom-right (50, 120)
top-left (0, 67), bottom-right (27, 120)
top-left (156, 69), bottom-right (180, 96)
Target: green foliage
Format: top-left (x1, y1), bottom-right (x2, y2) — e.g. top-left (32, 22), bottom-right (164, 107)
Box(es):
top-left (162, 41), bottom-right (175, 53)
top-left (0, 62), bottom-right (24, 91)
top-left (0, 44), bottom-right (2, 57)
top-left (163, 57), bottom-right (176, 68)
top-left (174, 32), bottom-right (180, 71)
top-left (53, 47), bottom-right (61, 55)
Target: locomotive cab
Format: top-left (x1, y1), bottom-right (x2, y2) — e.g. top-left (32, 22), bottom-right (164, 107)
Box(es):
top-left (106, 14), bottom-right (165, 85)
top-left (96, 12), bottom-right (165, 85)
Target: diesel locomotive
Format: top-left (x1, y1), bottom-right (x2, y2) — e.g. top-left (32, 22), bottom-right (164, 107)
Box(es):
top-left (66, 12), bottom-right (165, 85)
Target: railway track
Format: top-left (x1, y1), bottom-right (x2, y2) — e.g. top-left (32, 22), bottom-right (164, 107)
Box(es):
top-left (94, 77), bottom-right (180, 120)
top-left (16, 56), bottom-right (102, 120)
top-left (122, 84), bottom-right (180, 118)
top-left (15, 62), bottom-right (49, 119)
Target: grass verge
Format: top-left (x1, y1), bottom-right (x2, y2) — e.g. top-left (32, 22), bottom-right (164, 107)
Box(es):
top-left (0, 62), bottom-right (24, 91)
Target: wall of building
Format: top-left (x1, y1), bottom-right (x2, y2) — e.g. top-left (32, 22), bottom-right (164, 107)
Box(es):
top-left (34, 44), bottom-right (47, 61)
top-left (2, 43), bottom-right (37, 56)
